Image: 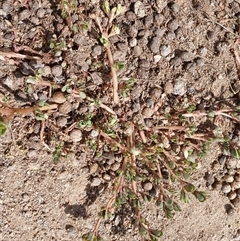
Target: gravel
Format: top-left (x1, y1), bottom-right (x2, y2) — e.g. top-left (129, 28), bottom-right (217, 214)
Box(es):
top-left (172, 79), bottom-right (185, 96)
top-left (52, 91), bottom-right (66, 104)
top-left (51, 65), bottom-right (63, 77)
top-left (70, 129), bottom-right (82, 142)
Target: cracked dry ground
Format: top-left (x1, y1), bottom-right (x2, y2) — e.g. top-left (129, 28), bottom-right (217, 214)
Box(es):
top-left (1, 0), bottom-right (240, 241)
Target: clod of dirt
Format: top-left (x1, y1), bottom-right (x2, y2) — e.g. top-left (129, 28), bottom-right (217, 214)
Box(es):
top-left (127, 26), bottom-right (138, 38)
top-left (19, 9), bottom-right (31, 20)
top-left (91, 72), bottom-right (103, 85)
top-left (70, 129), bottom-right (82, 142)
top-left (133, 46), bottom-right (143, 56)
top-left (226, 159), bottom-right (237, 169)
top-left (150, 37), bottom-right (161, 54)
top-left (111, 162), bottom-right (120, 171)
top-left (150, 88), bottom-right (162, 100)
top-left (59, 101), bottom-right (72, 114)
top-left (167, 19), bottom-right (179, 31)
top-left (52, 91), bottom-right (66, 104)
top-left (142, 107), bottom-right (154, 118)
top-left (92, 45), bottom-right (102, 56)
top-left (56, 116), bottom-right (68, 127)
top-left (164, 82), bottom-right (174, 94)
top-left (180, 51), bottom-right (193, 62)
top-left (42, 65), bottom-right (51, 76)
top-left (90, 163), bottom-right (98, 175)
top-left (51, 65), bottom-right (63, 77)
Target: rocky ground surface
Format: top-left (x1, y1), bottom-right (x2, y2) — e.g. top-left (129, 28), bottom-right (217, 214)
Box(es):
top-left (0, 0), bottom-right (240, 240)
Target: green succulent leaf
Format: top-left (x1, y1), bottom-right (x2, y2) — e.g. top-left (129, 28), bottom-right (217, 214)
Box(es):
top-left (139, 224), bottom-right (148, 236)
top-left (184, 183), bottom-right (196, 193)
top-left (193, 191), bottom-right (207, 202)
top-left (100, 34), bottom-right (109, 46)
top-left (0, 117), bottom-right (7, 136)
top-left (230, 148), bottom-right (240, 159)
top-left (149, 229), bottom-right (163, 238)
top-left (102, 1), bottom-right (110, 15)
top-left (180, 190), bottom-right (190, 203)
top-left (173, 202), bottom-right (182, 212)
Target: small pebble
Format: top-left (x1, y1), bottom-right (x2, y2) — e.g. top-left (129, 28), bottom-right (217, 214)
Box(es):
top-left (160, 45), bottom-right (171, 57)
top-left (150, 37), bottom-right (161, 54)
top-left (90, 163), bottom-right (98, 174)
top-left (142, 107), bottom-right (154, 118)
top-left (90, 130), bottom-right (99, 138)
top-left (198, 47), bottom-right (208, 56)
top-left (117, 43), bottom-right (128, 53)
top-left (134, 1), bottom-right (146, 18)
top-left (226, 159), bottom-right (237, 169)
top-left (37, 8), bottom-right (46, 18)
top-left (231, 196), bottom-right (240, 207)
top-left (180, 51), bottom-right (193, 62)
top-left (164, 82), bottom-right (174, 94)
top-left (127, 26), bottom-right (138, 38)
top-left (143, 181), bottom-right (153, 191)
top-left (42, 66), bottom-right (51, 76)
top-left (153, 55), bottom-right (161, 63)
top-left (93, 45), bottom-right (102, 56)
top-left (103, 174), bottom-right (111, 181)
top-left (52, 91), bottom-right (66, 104)
top-left (91, 177), bottom-right (101, 187)
top-left (150, 88), bottom-right (162, 99)
top-left (169, 3), bottom-right (180, 13)
top-left (133, 46), bottom-right (143, 56)
top-left (52, 65), bottom-right (63, 77)
top-left (170, 56), bottom-right (182, 67)
top-left (56, 116), bottom-right (68, 127)
top-left (111, 162), bottom-right (120, 171)
top-left (172, 79), bottom-right (185, 96)
top-left (167, 19), bottom-right (179, 31)
top-left (166, 31), bottom-right (175, 41)
top-left (19, 9), bottom-right (31, 20)
top-left (195, 58), bottom-right (205, 67)
top-left (224, 175), bottom-right (234, 183)
top-left (129, 38), bottom-right (137, 47)
top-left (70, 129), bottom-right (82, 142)
top-left (145, 98), bottom-right (154, 107)
top-left (114, 215), bottom-right (121, 226)
top-left (221, 183), bottom-right (232, 194)
top-left (231, 180), bottom-right (240, 190)
top-left (139, 59), bottom-right (150, 69)
top-left (228, 191), bottom-right (237, 200)
top-left (59, 101), bottom-right (72, 114)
